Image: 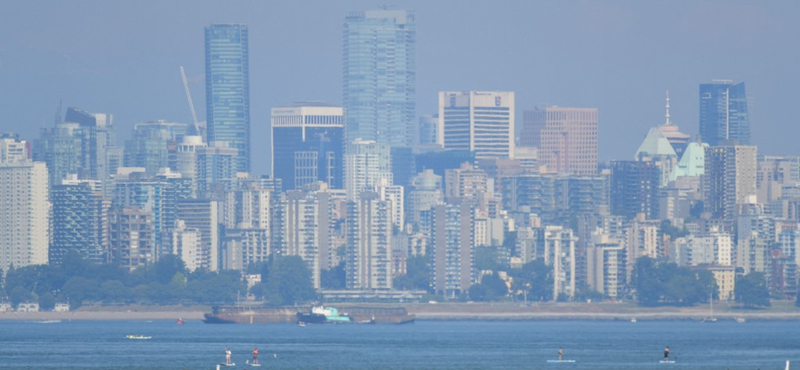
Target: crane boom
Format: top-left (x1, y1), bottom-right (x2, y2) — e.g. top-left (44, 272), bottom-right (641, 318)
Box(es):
top-left (180, 66), bottom-right (201, 135)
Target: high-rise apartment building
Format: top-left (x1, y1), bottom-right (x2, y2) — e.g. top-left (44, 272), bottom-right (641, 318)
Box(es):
top-left (271, 104), bottom-right (344, 191)
top-left (346, 192), bottom-right (392, 290)
top-left (428, 200), bottom-right (474, 296)
top-left (109, 207), bottom-right (153, 270)
top-left (124, 121), bottom-right (188, 175)
top-left (521, 107), bottom-right (598, 175)
top-left (439, 91), bottom-right (515, 160)
top-left (281, 190), bottom-right (321, 288)
top-left (176, 135), bottom-right (206, 197)
top-left (0, 134), bottom-right (29, 164)
top-left (51, 177), bottom-right (110, 264)
top-left (205, 24), bottom-right (251, 173)
top-left (406, 169), bottom-right (443, 226)
top-left (221, 185), bottom-right (272, 272)
top-left (344, 139), bottom-right (392, 200)
top-left (177, 199), bottom-right (219, 271)
top-left (343, 10), bottom-right (415, 149)
top-left (196, 143), bottom-right (238, 199)
top-left (0, 161), bottom-right (50, 273)
top-left (699, 80), bottom-right (750, 146)
top-left (172, 220), bottom-right (202, 272)
top-left (418, 114), bottom-right (439, 146)
top-left (610, 160), bottom-right (660, 220)
top-left (704, 145), bottom-right (757, 220)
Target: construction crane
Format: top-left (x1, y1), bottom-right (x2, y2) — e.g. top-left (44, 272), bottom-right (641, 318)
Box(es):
top-left (180, 66), bottom-right (201, 136)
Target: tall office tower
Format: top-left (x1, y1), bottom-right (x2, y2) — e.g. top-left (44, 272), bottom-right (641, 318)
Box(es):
top-left (123, 121), bottom-right (188, 175)
top-left (634, 127), bottom-right (678, 187)
top-left (699, 80), bottom-right (750, 146)
top-left (196, 143), bottom-right (238, 199)
top-left (407, 169), bottom-right (443, 226)
top-left (439, 91), bottom-right (515, 160)
top-left (610, 160), bottom-right (660, 220)
top-left (704, 145), bottom-right (757, 220)
top-left (418, 114), bottom-right (439, 146)
top-left (177, 199), bottom-right (219, 271)
top-left (658, 91), bottom-right (691, 157)
top-left (51, 177), bottom-right (110, 264)
top-left (344, 139), bottom-right (392, 200)
top-left (281, 190), bottom-right (321, 288)
top-left (176, 135), bottom-right (206, 197)
top-left (0, 161), bottom-right (49, 273)
top-left (205, 24), bottom-right (251, 173)
top-left (539, 225), bottom-right (577, 301)
top-left (271, 104), bottom-right (344, 191)
top-left (343, 10), bottom-right (415, 149)
top-left (33, 123), bottom-right (83, 186)
top-left (428, 200), bottom-right (474, 296)
top-left (390, 147), bottom-right (416, 188)
top-left (109, 207), bottom-right (154, 270)
top-left (346, 192), bottom-right (392, 290)
top-left (172, 220), bottom-right (202, 272)
top-left (221, 185), bottom-right (272, 271)
top-left (0, 133), bottom-right (29, 164)
top-left (444, 162), bottom-right (490, 204)
top-left (63, 107), bottom-right (115, 182)
top-left (521, 107), bottom-right (598, 175)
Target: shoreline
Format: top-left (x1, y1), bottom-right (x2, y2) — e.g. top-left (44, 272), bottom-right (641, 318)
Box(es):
top-left (1, 302), bottom-right (799, 322)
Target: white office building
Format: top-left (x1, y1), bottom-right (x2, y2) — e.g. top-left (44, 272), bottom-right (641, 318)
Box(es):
top-left (439, 91), bottom-right (515, 160)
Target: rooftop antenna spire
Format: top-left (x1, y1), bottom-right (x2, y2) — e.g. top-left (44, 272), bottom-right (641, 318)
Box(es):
top-left (664, 90), bottom-right (671, 126)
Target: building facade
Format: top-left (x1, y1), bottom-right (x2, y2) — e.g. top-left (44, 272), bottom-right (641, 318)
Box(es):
top-left (521, 107), bottom-right (598, 175)
top-left (0, 162), bottom-right (50, 273)
top-left (699, 80), bottom-right (750, 146)
top-left (205, 24), bottom-right (251, 172)
top-left (439, 91), bottom-right (515, 160)
top-left (271, 104), bottom-right (344, 191)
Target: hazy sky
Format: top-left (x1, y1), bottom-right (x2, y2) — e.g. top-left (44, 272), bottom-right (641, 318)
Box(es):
top-left (1, 0), bottom-right (798, 176)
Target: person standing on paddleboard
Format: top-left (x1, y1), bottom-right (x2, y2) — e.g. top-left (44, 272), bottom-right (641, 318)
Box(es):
top-left (664, 346), bottom-right (670, 361)
top-left (226, 348), bottom-right (232, 365)
top-left (558, 347), bottom-right (563, 361)
top-left (252, 347), bottom-right (259, 364)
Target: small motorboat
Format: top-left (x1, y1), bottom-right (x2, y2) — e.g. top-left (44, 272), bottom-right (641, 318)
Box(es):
top-left (126, 335), bottom-right (152, 340)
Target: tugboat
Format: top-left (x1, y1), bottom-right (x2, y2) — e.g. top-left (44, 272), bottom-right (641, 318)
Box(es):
top-left (297, 306), bottom-right (352, 324)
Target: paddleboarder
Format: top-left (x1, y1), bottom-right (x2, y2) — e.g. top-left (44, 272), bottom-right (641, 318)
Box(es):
top-left (664, 346), bottom-right (670, 362)
top-left (558, 347), bottom-right (563, 361)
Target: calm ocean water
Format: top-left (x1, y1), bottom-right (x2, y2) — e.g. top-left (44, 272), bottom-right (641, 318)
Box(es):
top-left (0, 319), bottom-right (797, 370)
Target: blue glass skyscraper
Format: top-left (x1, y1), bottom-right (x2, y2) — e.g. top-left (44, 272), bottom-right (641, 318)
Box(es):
top-left (343, 10), bottom-right (416, 149)
top-left (205, 24), bottom-right (251, 173)
top-left (699, 80), bottom-right (750, 146)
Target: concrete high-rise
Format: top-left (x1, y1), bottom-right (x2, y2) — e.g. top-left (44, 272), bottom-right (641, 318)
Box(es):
top-left (343, 10), bottom-right (415, 149)
top-left (704, 145), bottom-right (757, 220)
top-left (346, 192), bottom-right (392, 290)
top-left (271, 104), bottom-right (344, 191)
top-left (439, 91), bottom-right (515, 160)
top-left (700, 80), bottom-right (750, 146)
top-left (344, 139), bottom-right (392, 200)
top-left (177, 199), bottom-right (219, 271)
top-left (51, 177), bottom-right (110, 264)
top-left (0, 134), bottom-right (29, 164)
top-left (0, 161), bottom-right (50, 273)
top-left (521, 107), bottom-right (598, 175)
top-left (205, 24), bottom-right (251, 173)
top-left (429, 200), bottom-right (474, 296)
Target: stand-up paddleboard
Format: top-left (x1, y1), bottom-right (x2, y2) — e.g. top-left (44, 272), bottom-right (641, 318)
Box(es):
top-left (245, 360), bottom-right (262, 367)
top-left (659, 360), bottom-right (676, 364)
top-left (223, 363), bottom-right (235, 367)
top-left (547, 359), bottom-right (576, 363)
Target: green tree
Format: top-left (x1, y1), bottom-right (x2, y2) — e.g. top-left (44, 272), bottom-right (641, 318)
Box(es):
top-left (509, 260), bottom-right (553, 302)
top-left (38, 292), bottom-right (56, 311)
top-left (261, 256), bottom-right (316, 305)
top-left (321, 261), bottom-right (346, 290)
top-left (735, 272), bottom-right (771, 308)
top-left (61, 277), bottom-right (99, 309)
top-left (99, 280), bottom-right (130, 303)
top-left (393, 255), bottom-right (431, 291)
top-left (154, 254), bottom-right (187, 285)
top-left (474, 246), bottom-right (509, 272)
top-left (468, 273), bottom-right (508, 301)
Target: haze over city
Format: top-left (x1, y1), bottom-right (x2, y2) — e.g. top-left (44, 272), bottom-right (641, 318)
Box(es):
top-left (3, 1), bottom-right (800, 369)
top-left (2, 0), bottom-right (799, 175)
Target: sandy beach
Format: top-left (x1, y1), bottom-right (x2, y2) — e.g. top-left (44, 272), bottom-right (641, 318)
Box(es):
top-left (2, 301), bottom-right (799, 322)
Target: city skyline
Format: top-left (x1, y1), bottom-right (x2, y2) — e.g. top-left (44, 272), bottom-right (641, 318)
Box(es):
top-left (2, 1), bottom-right (799, 176)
